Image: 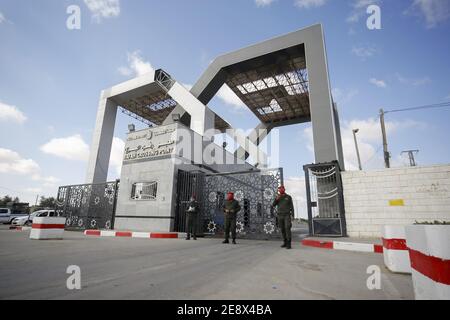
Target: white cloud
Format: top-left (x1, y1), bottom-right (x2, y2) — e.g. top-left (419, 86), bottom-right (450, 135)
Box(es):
top-left (0, 148), bottom-right (40, 175)
top-left (369, 78), bottom-right (387, 88)
top-left (295, 0), bottom-right (328, 9)
top-left (347, 0), bottom-right (381, 23)
top-left (255, 0), bottom-right (276, 7)
top-left (24, 187), bottom-right (42, 194)
top-left (406, 0), bottom-right (450, 28)
top-left (0, 148), bottom-right (58, 187)
top-left (83, 0), bottom-right (120, 22)
top-left (40, 134), bottom-right (125, 178)
top-left (395, 73), bottom-right (431, 86)
top-left (332, 88), bottom-right (359, 105)
top-left (118, 51), bottom-right (154, 78)
top-left (0, 11), bottom-right (6, 24)
top-left (31, 174), bottom-right (60, 187)
top-left (217, 84), bottom-right (246, 110)
top-left (0, 101), bottom-right (27, 124)
top-left (351, 44), bottom-right (379, 60)
top-left (40, 134), bottom-right (90, 162)
top-left (303, 117), bottom-right (424, 171)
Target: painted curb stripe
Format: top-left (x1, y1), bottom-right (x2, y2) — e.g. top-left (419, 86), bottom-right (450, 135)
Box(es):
top-left (85, 230), bottom-right (101, 236)
top-left (301, 239), bottom-right (333, 249)
top-left (116, 231), bottom-right (132, 237)
top-left (408, 248), bottom-right (450, 285)
top-left (32, 223), bottom-right (65, 229)
top-left (374, 244), bottom-right (384, 253)
top-left (151, 233), bottom-right (178, 239)
top-left (382, 238), bottom-right (408, 251)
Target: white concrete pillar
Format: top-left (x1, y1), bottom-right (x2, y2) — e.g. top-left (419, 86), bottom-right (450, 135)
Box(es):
top-left (85, 95), bottom-right (118, 184)
top-left (305, 25), bottom-right (343, 168)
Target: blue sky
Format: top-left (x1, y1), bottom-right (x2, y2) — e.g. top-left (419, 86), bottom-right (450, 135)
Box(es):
top-left (1, 0), bottom-right (450, 216)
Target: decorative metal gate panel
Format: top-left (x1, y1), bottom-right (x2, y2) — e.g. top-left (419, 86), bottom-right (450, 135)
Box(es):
top-left (303, 162), bottom-right (347, 237)
top-left (202, 168), bottom-right (283, 239)
top-left (55, 180), bottom-right (119, 231)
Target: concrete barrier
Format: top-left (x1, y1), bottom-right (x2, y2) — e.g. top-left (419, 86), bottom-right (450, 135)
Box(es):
top-left (29, 217), bottom-right (66, 240)
top-left (405, 225), bottom-right (450, 300)
top-left (382, 225), bottom-right (411, 274)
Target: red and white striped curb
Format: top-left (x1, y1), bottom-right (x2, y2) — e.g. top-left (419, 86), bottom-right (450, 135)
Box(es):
top-left (84, 230), bottom-right (187, 239)
top-left (301, 239), bottom-right (384, 254)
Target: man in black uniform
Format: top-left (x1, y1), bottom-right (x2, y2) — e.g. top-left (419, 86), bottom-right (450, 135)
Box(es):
top-left (272, 186), bottom-right (295, 249)
top-left (185, 194), bottom-right (200, 240)
top-left (222, 192), bottom-right (241, 244)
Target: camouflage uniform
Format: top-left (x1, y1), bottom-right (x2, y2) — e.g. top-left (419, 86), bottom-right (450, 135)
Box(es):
top-left (185, 199), bottom-right (200, 240)
top-left (272, 193), bottom-right (294, 249)
top-left (223, 199), bottom-right (241, 243)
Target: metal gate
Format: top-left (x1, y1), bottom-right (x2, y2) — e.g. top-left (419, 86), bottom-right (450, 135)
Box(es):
top-left (203, 168), bottom-right (283, 239)
top-left (55, 180), bottom-right (119, 231)
top-left (174, 170), bottom-right (205, 233)
top-left (174, 168), bottom-right (283, 239)
top-left (303, 162), bottom-right (347, 237)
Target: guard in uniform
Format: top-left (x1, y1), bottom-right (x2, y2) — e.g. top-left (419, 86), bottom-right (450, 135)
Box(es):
top-left (272, 186), bottom-right (295, 249)
top-left (185, 195), bottom-right (200, 240)
top-left (222, 192), bottom-right (241, 244)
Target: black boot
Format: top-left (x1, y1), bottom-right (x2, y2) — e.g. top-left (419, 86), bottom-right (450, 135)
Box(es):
top-left (281, 240), bottom-right (287, 248)
top-left (193, 235), bottom-right (197, 240)
top-left (232, 239), bottom-right (236, 245)
top-left (222, 239), bottom-right (229, 244)
top-left (186, 236), bottom-right (191, 240)
top-left (286, 239), bottom-right (292, 250)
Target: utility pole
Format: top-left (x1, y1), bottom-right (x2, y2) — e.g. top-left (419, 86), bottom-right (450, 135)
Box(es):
top-left (401, 150), bottom-right (419, 167)
top-left (352, 129), bottom-right (362, 171)
top-left (35, 195), bottom-right (39, 206)
top-left (380, 109), bottom-right (390, 168)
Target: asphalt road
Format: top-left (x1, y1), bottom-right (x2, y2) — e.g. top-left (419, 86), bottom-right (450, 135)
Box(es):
top-left (0, 226), bottom-right (413, 300)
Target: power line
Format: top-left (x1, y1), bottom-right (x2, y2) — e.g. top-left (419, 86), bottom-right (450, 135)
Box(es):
top-left (384, 101), bottom-right (450, 114)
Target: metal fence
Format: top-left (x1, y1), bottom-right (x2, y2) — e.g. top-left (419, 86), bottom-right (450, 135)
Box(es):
top-left (55, 180), bottom-right (119, 231)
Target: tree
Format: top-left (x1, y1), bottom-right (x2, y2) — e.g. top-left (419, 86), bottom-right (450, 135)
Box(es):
top-left (39, 196), bottom-right (56, 208)
top-left (0, 195), bottom-right (13, 206)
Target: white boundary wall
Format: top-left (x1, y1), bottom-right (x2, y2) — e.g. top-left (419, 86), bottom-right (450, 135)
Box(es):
top-left (342, 164), bottom-right (450, 238)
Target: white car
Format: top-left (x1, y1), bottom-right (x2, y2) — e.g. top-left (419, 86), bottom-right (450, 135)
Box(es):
top-left (11, 210), bottom-right (57, 227)
top-left (0, 208), bottom-right (12, 224)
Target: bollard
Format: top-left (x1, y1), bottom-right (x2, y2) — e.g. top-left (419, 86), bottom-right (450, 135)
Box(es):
top-left (29, 217), bottom-right (66, 240)
top-left (405, 225), bottom-right (450, 300)
top-left (382, 225), bottom-right (411, 274)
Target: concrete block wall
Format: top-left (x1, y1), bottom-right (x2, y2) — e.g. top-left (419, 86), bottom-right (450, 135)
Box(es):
top-left (341, 164), bottom-right (450, 238)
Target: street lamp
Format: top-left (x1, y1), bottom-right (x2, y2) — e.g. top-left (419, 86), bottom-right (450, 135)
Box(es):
top-left (352, 129), bottom-right (362, 171)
